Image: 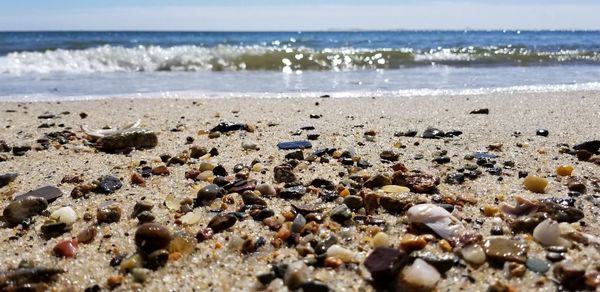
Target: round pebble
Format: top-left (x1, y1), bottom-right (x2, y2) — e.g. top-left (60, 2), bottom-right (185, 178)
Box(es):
top-left (526, 257), bottom-right (550, 273)
top-left (523, 175), bottom-right (548, 193)
top-left (50, 206), bottom-right (77, 225)
top-left (196, 184), bottom-right (221, 204)
top-left (135, 223), bottom-right (172, 253)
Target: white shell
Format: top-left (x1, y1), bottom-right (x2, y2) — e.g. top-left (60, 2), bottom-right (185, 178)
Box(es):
top-left (50, 206), bottom-right (77, 225)
top-left (402, 258), bottom-right (440, 289)
top-left (533, 219), bottom-right (570, 247)
top-left (81, 119), bottom-right (141, 138)
top-left (407, 204), bottom-right (463, 240)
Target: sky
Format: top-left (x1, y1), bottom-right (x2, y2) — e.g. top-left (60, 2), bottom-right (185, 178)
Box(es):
top-left (1, 0), bottom-right (599, 31)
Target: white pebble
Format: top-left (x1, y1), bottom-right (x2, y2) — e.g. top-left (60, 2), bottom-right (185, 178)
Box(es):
top-left (533, 219), bottom-right (570, 247)
top-left (257, 183), bottom-right (276, 197)
top-left (50, 206), bottom-right (77, 225)
top-left (402, 258), bottom-right (440, 289)
top-left (372, 232), bottom-right (390, 248)
top-left (326, 244), bottom-right (356, 263)
top-left (180, 211), bottom-right (202, 225)
top-left (460, 243), bottom-right (486, 265)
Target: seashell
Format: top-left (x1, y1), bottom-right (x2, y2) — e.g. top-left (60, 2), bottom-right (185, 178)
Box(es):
top-left (499, 195), bottom-right (538, 217)
top-left (81, 120), bottom-right (141, 139)
top-left (533, 219), bottom-right (570, 247)
top-left (407, 204), bottom-right (463, 241)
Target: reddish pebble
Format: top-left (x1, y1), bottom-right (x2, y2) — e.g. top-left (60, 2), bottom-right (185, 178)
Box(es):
top-left (54, 239), bottom-right (78, 257)
top-left (131, 173), bottom-right (145, 186)
top-left (152, 165), bottom-right (170, 176)
top-left (196, 227), bottom-right (214, 242)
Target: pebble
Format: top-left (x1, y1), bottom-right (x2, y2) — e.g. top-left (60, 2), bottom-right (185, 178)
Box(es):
top-left (277, 140), bottom-right (312, 150)
top-left (291, 214), bottom-right (306, 233)
top-left (364, 247), bottom-right (408, 283)
top-left (284, 261), bottom-right (309, 289)
top-left (315, 235), bottom-right (338, 255)
top-left (554, 263), bottom-right (586, 291)
top-left (151, 165), bottom-right (170, 176)
top-left (523, 175), bottom-right (548, 193)
top-left (433, 156), bottom-right (450, 164)
top-left (189, 146), bottom-right (208, 158)
top-left (445, 173), bottom-right (465, 185)
top-left (131, 173), bottom-right (145, 186)
top-left (363, 173), bottom-right (392, 189)
top-left (422, 128), bottom-right (445, 139)
top-left (470, 108), bottom-right (489, 114)
top-left (241, 190), bottom-right (267, 206)
top-left (180, 211), bottom-right (202, 225)
top-left (483, 236), bottom-right (527, 263)
top-left (3, 197), bottom-right (48, 225)
top-left (556, 165), bottom-right (574, 176)
top-left (330, 204), bottom-right (352, 223)
top-left (301, 281), bottom-right (330, 292)
top-left (381, 184), bottom-right (410, 193)
top-left (207, 213), bottom-right (237, 232)
top-left (285, 150), bottom-right (304, 160)
top-left (392, 171), bottom-right (439, 193)
top-left (533, 218), bottom-right (569, 247)
top-left (256, 183), bottom-right (276, 197)
top-left (12, 145), bottom-right (31, 156)
top-left (536, 129), bottom-right (549, 137)
top-left (0, 173), bottom-right (18, 188)
top-left (96, 176), bottom-right (122, 194)
top-left (525, 257), bottom-right (549, 273)
top-left (573, 140), bottom-right (600, 153)
top-left (274, 165), bottom-right (297, 183)
top-left (50, 206), bottom-right (77, 225)
top-left (379, 195), bottom-right (412, 214)
top-left (380, 150), bottom-right (399, 161)
top-left (400, 234), bottom-right (428, 251)
top-left (326, 244), bottom-right (356, 263)
top-left (402, 258), bottom-right (440, 290)
top-left (135, 223), bottom-right (172, 253)
top-left (566, 179), bottom-right (586, 193)
top-left (412, 251), bottom-right (458, 273)
top-left (210, 121), bottom-right (247, 133)
top-left (395, 130), bottom-right (418, 137)
top-left (196, 184), bottom-right (222, 205)
top-left (40, 222), bottom-right (70, 238)
top-left (196, 227), bottom-right (214, 242)
top-left (145, 249), bottom-right (169, 270)
top-left (372, 232), bottom-right (390, 247)
top-left (576, 149), bottom-right (593, 161)
top-left (278, 185), bottom-right (306, 199)
top-left (137, 211), bottom-right (155, 223)
top-left (131, 201), bottom-right (153, 218)
top-left (53, 239), bottom-right (78, 258)
top-left (14, 185), bottom-right (63, 203)
top-left (242, 141), bottom-right (259, 150)
top-left (76, 225), bottom-right (98, 244)
top-left (342, 195), bottom-right (363, 210)
top-left (97, 202), bottom-right (122, 224)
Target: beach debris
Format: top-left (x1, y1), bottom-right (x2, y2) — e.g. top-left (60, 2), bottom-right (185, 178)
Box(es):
top-left (523, 175), bottom-right (548, 193)
top-left (0, 173), bottom-right (18, 188)
top-left (210, 121), bottom-right (248, 133)
top-left (533, 219), bottom-right (570, 247)
top-left (81, 119), bottom-right (158, 152)
top-left (407, 204), bottom-right (464, 241)
top-left (277, 140), bottom-right (312, 150)
top-left (3, 197), bottom-right (48, 226)
top-left (422, 127), bottom-right (445, 139)
top-left (470, 108), bottom-right (489, 114)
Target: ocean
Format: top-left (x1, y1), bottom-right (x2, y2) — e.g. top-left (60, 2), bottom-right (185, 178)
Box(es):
top-left (1, 31), bottom-right (600, 100)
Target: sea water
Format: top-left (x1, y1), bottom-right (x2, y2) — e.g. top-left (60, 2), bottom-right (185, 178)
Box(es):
top-left (1, 31), bottom-right (599, 100)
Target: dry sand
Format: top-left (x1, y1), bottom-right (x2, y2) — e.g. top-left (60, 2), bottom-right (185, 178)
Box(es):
top-left (1, 91), bottom-right (599, 291)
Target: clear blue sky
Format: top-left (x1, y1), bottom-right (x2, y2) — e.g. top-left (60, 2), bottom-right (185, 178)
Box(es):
top-left (1, 0), bottom-right (599, 31)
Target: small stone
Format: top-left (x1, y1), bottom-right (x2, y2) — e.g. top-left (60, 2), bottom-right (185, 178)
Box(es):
top-left (364, 247), bottom-right (408, 283)
top-left (12, 145), bottom-right (31, 156)
top-left (210, 121), bottom-right (247, 133)
top-left (190, 146), bottom-right (208, 158)
top-left (196, 184), bottom-right (222, 205)
top-left (412, 251), bottom-right (458, 273)
top-left (145, 249), bottom-right (169, 270)
top-left (526, 257), bottom-right (550, 273)
top-left (0, 173), bottom-right (18, 188)
top-left (504, 262), bottom-right (527, 278)
top-left (279, 185), bottom-right (306, 199)
top-left (208, 213), bottom-right (237, 232)
top-left (41, 222), bottom-right (70, 238)
top-left (433, 156), bottom-right (450, 164)
top-left (343, 195), bottom-right (363, 210)
top-left (131, 201), bottom-right (153, 218)
top-left (256, 183), bottom-right (276, 197)
top-left (277, 140), bottom-right (312, 150)
top-left (395, 130), bottom-right (418, 137)
top-left (401, 258), bottom-right (440, 290)
top-left (422, 128), bottom-right (445, 139)
top-left (135, 223), bottom-right (172, 253)
top-left (546, 251), bottom-right (565, 262)
top-left (326, 244), bottom-right (355, 262)
top-left (483, 236), bottom-right (528, 263)
top-left (306, 132), bottom-right (320, 140)
top-left (536, 129), bottom-right (549, 137)
top-left (96, 176), bottom-right (122, 194)
top-left (13, 185), bottom-right (63, 203)
top-left (274, 165), bottom-right (296, 183)
top-left (573, 140), bottom-right (600, 153)
top-left (53, 239), bottom-right (78, 258)
top-left (97, 202), bottom-right (122, 224)
top-left (556, 165), bottom-right (574, 176)
top-left (119, 254), bottom-right (143, 274)
top-left (301, 281), bottom-right (330, 292)
top-left (470, 108), bottom-right (489, 114)
top-left (291, 214), bottom-right (306, 233)
top-left (400, 234), bottom-right (427, 252)
top-left (285, 150), bottom-right (304, 160)
top-left (523, 175), bottom-right (548, 193)
top-left (76, 225), bottom-right (98, 244)
top-left (380, 150), bottom-right (399, 161)
top-left (381, 185), bottom-right (410, 193)
top-left (50, 206), bottom-right (77, 225)
top-left (330, 204), bottom-right (352, 223)
top-left (372, 232), bottom-right (390, 248)
top-left (379, 195), bottom-right (412, 214)
top-left (576, 149), bottom-right (593, 161)
top-left (3, 197), bottom-right (48, 225)
top-left (284, 261), bottom-right (309, 289)
top-left (136, 211), bottom-right (155, 223)
top-left (241, 190), bottom-right (267, 206)
top-left (363, 174), bottom-right (392, 189)
top-left (131, 173), bottom-right (145, 186)
top-left (392, 171), bottom-right (439, 193)
top-left (151, 165), bottom-right (170, 176)
top-left (445, 173), bottom-right (465, 185)
top-left (554, 263), bottom-right (586, 291)
top-left (567, 179), bottom-right (586, 193)
top-left (196, 227), bottom-right (214, 242)
top-left (242, 141), bottom-right (259, 150)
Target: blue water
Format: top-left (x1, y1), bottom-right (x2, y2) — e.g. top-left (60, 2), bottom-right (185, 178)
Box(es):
top-left (1, 31), bottom-right (599, 99)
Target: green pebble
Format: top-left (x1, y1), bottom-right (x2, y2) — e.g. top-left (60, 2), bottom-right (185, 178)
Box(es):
top-left (526, 257), bottom-right (549, 273)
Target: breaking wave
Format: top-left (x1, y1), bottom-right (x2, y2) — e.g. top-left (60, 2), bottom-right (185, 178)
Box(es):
top-left (1, 45), bottom-right (600, 74)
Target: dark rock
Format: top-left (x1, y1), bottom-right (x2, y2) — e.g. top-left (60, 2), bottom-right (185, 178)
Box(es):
top-left (301, 281), bottom-right (330, 292)
top-left (567, 179), bottom-right (586, 193)
top-left (364, 247), bottom-right (408, 283)
top-left (0, 140), bottom-right (11, 152)
top-left (363, 173), bottom-right (391, 189)
top-left (309, 178), bottom-right (335, 190)
top-left (14, 185), bottom-right (63, 203)
top-left (251, 208), bottom-right (275, 221)
top-left (196, 227), bottom-right (214, 242)
top-left (329, 204), bottom-right (352, 223)
top-left (509, 212), bottom-right (548, 233)
top-left (422, 128), bottom-right (445, 139)
top-left (394, 130), bottom-right (418, 137)
top-left (307, 132), bottom-right (320, 140)
top-left (12, 145), bottom-right (31, 156)
top-left (96, 130), bottom-right (158, 152)
top-left (553, 263), bottom-right (586, 291)
top-left (379, 196), bottom-right (412, 214)
top-left (3, 197), bottom-right (48, 225)
top-left (412, 251), bottom-right (458, 273)
top-left (210, 122), bottom-right (246, 133)
top-left (196, 184), bottom-right (222, 205)
top-left (131, 201), bottom-right (153, 218)
top-left (285, 150), bottom-right (304, 160)
top-left (392, 171), bottom-right (440, 193)
top-left (433, 156), bottom-right (450, 164)
top-left (135, 223), bottom-right (172, 253)
top-left (0, 173), bottom-right (18, 188)
top-left (341, 157), bottom-right (354, 165)
top-left (518, 171), bottom-right (529, 179)
top-left (96, 176), bottom-right (122, 194)
top-left (207, 213), bottom-right (237, 232)
top-left (546, 252), bottom-right (565, 262)
top-left (291, 214), bottom-right (306, 233)
top-left (257, 271), bottom-right (277, 286)
top-left (40, 222), bottom-right (70, 238)
top-left (343, 195), bottom-right (363, 210)
top-left (536, 129), bottom-right (549, 137)
top-left (189, 146), bottom-right (208, 158)
top-left (537, 201), bottom-right (584, 223)
top-left (37, 112), bottom-right (56, 119)
top-left (241, 190), bottom-right (267, 206)
top-left (279, 185), bottom-right (306, 199)
top-left (576, 149), bottom-right (593, 161)
top-left (573, 140), bottom-right (600, 154)
top-left (77, 225), bottom-right (98, 243)
top-left (136, 211), bottom-right (155, 223)
top-left (145, 249), bottom-right (169, 270)
top-left (274, 165), bottom-right (297, 183)
top-left (224, 179), bottom-right (256, 193)
top-left (445, 173), bottom-right (465, 185)
top-left (445, 130), bottom-right (463, 137)
top-left (320, 189), bottom-right (339, 202)
top-left (380, 150), bottom-right (399, 162)
top-left (0, 267), bottom-right (64, 289)
top-left (277, 140), bottom-right (312, 150)
top-left (315, 235), bottom-right (338, 255)
top-left (209, 147), bottom-right (219, 156)
top-left (212, 165), bottom-right (227, 177)
top-left (470, 108), bottom-right (489, 114)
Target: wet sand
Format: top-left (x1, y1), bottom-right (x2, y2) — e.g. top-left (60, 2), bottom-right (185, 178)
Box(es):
top-left (1, 91), bottom-right (599, 291)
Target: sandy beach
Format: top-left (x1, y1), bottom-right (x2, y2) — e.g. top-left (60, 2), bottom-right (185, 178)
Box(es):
top-left (1, 91), bottom-right (600, 291)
